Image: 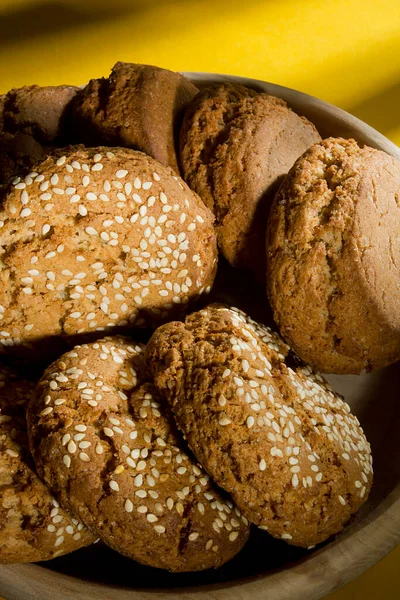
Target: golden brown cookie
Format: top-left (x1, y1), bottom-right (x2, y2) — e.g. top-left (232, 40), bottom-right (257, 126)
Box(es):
top-left (266, 137), bottom-right (400, 374)
top-left (179, 82), bottom-right (258, 210)
top-left (0, 364), bottom-right (96, 564)
top-left (146, 305), bottom-right (373, 548)
top-left (71, 62), bottom-right (198, 173)
top-left (180, 83), bottom-right (320, 275)
top-left (0, 146), bottom-right (217, 356)
top-left (27, 337), bottom-right (250, 572)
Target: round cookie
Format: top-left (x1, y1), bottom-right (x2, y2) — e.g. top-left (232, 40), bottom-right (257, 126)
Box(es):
top-left (146, 305), bottom-right (373, 548)
top-left (0, 364), bottom-right (96, 563)
top-left (71, 62), bottom-right (198, 173)
top-left (1, 84), bottom-right (78, 144)
top-left (27, 337), bottom-right (250, 572)
top-left (266, 137), bottom-right (400, 374)
top-left (0, 146), bottom-right (217, 355)
top-left (180, 83), bottom-right (321, 275)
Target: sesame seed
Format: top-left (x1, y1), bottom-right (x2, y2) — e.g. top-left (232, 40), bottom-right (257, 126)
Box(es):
top-left (259, 459), bottom-right (267, 471)
top-left (219, 417), bottom-right (231, 426)
top-left (63, 455), bottom-right (71, 468)
top-left (218, 395), bottom-right (227, 407)
top-left (124, 499), bottom-right (133, 513)
top-left (134, 474), bottom-right (143, 487)
top-left (67, 440), bottom-right (77, 454)
top-left (146, 514), bottom-right (158, 523)
top-left (85, 226), bottom-right (98, 236)
top-left (154, 525), bottom-right (166, 534)
top-left (338, 495), bottom-right (346, 505)
top-left (109, 480), bottom-right (119, 492)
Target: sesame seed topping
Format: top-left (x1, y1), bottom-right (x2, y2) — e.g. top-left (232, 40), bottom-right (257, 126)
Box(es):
top-left (124, 499), bottom-right (133, 513)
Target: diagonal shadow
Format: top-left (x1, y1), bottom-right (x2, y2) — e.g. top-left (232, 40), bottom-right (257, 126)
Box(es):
top-left (347, 78), bottom-right (400, 139)
top-left (0, 1), bottom-right (151, 47)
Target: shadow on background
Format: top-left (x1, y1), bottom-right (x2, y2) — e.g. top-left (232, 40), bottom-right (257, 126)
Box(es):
top-left (0, 0), bottom-right (157, 47)
top-left (0, 0), bottom-right (264, 49)
top-left (349, 78), bottom-right (400, 138)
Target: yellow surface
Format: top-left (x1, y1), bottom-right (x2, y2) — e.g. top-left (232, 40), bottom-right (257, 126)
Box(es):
top-left (0, 0), bottom-right (399, 598)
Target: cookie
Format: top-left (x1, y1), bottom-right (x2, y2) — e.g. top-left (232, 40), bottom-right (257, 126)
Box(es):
top-left (0, 84), bottom-right (77, 185)
top-left (146, 305), bottom-right (373, 548)
top-left (266, 137), bottom-right (400, 374)
top-left (179, 82), bottom-right (258, 210)
top-left (27, 337), bottom-right (250, 572)
top-left (0, 132), bottom-right (46, 186)
top-left (1, 84), bottom-right (78, 145)
top-left (0, 146), bottom-right (217, 355)
top-left (0, 364), bottom-right (96, 563)
top-left (180, 83), bottom-right (321, 274)
top-left (70, 62), bottom-right (198, 173)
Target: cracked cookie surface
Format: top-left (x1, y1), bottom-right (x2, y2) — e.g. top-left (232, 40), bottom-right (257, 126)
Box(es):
top-left (27, 337), bottom-right (249, 571)
top-left (146, 305), bottom-right (373, 548)
top-left (0, 364), bottom-right (95, 564)
top-left (0, 146), bottom-right (217, 356)
top-left (266, 137), bottom-right (400, 373)
top-left (180, 83), bottom-right (320, 275)
top-left (71, 62), bottom-right (198, 173)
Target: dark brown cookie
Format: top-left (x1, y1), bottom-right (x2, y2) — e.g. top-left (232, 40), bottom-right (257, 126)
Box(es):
top-left (0, 364), bottom-right (96, 564)
top-left (71, 63), bottom-right (198, 173)
top-left (0, 132), bottom-right (47, 185)
top-left (0, 146), bottom-right (217, 357)
top-left (1, 84), bottom-right (78, 145)
top-left (146, 305), bottom-right (373, 548)
top-left (27, 337), bottom-right (250, 572)
top-left (180, 83), bottom-right (321, 275)
top-left (266, 137), bottom-right (400, 374)
top-left (0, 84), bottom-right (78, 185)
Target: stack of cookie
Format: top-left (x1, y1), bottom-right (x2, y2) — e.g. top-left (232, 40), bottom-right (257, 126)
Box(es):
top-left (0, 61), bottom-right (397, 572)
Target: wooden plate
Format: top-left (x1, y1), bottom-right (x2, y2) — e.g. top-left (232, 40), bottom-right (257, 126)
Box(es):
top-left (0, 73), bottom-right (399, 600)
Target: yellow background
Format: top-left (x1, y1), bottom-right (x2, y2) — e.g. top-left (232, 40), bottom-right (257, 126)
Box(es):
top-left (0, 0), bottom-right (399, 598)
